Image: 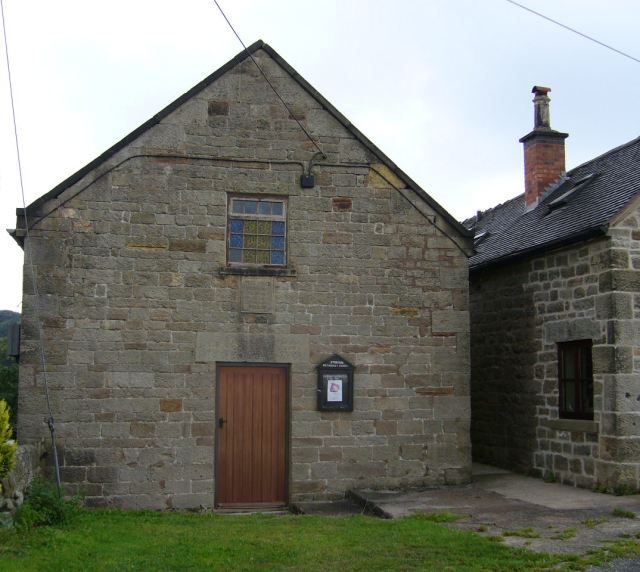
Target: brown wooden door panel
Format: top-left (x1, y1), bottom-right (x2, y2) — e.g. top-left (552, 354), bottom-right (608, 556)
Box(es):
top-left (216, 366), bottom-right (287, 506)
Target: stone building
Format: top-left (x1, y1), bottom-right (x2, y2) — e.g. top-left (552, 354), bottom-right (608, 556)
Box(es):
top-left (10, 42), bottom-right (473, 509)
top-left (467, 86), bottom-right (640, 490)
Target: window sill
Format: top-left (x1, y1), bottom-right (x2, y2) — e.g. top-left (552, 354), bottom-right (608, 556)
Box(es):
top-left (543, 419), bottom-right (598, 433)
top-left (218, 266), bottom-right (297, 278)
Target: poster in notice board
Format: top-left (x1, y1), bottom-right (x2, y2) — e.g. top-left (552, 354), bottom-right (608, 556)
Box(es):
top-left (316, 355), bottom-right (354, 411)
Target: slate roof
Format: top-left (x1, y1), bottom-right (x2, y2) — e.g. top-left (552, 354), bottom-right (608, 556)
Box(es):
top-left (13, 40), bottom-right (471, 242)
top-left (464, 135), bottom-right (640, 271)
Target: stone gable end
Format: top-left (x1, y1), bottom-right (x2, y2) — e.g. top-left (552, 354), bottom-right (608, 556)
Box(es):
top-left (17, 47), bottom-right (471, 509)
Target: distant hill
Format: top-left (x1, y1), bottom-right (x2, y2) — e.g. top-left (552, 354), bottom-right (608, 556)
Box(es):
top-left (0, 310), bottom-right (20, 338)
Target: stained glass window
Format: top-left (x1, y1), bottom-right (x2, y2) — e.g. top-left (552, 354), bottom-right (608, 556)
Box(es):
top-left (228, 196), bottom-right (287, 266)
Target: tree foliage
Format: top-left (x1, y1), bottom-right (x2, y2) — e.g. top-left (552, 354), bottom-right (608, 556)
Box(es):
top-left (0, 338), bottom-right (18, 429)
top-left (0, 399), bottom-right (17, 491)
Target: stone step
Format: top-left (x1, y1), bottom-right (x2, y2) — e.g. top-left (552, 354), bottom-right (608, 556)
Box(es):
top-left (214, 507), bottom-right (291, 516)
top-left (291, 497), bottom-right (369, 516)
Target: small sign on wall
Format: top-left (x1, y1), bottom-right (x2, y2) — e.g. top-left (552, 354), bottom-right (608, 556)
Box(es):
top-left (316, 354), bottom-right (354, 411)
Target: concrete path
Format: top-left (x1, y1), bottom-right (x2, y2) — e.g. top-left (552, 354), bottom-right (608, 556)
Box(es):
top-left (351, 464), bottom-right (640, 555)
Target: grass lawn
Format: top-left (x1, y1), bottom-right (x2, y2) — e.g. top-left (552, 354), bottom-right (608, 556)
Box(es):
top-left (0, 509), bottom-right (634, 571)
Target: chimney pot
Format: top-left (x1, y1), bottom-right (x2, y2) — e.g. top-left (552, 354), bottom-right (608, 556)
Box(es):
top-left (532, 85), bottom-right (551, 96)
top-left (532, 85), bottom-right (552, 129)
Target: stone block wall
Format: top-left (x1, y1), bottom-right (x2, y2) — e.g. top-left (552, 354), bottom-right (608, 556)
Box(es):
top-left (16, 49), bottom-right (471, 508)
top-left (530, 240), bottom-right (607, 488)
top-left (469, 259), bottom-right (539, 474)
top-left (471, 204), bottom-right (640, 490)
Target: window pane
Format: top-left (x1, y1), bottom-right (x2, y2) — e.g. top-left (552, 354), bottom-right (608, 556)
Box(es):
top-left (271, 202), bottom-right (283, 216)
top-left (243, 250), bottom-right (257, 263)
top-left (243, 200), bottom-right (257, 214)
top-left (257, 235), bottom-right (270, 249)
top-left (256, 251), bottom-right (270, 263)
top-left (229, 248), bottom-right (242, 262)
top-left (581, 348), bottom-right (592, 377)
top-left (562, 349), bottom-right (577, 379)
top-left (257, 221), bottom-right (271, 235)
top-left (231, 199), bottom-right (244, 214)
top-left (582, 379), bottom-right (594, 414)
top-left (245, 235), bottom-right (257, 248)
top-left (563, 380), bottom-right (576, 412)
top-left (271, 250), bottom-right (285, 265)
top-left (259, 201), bottom-right (272, 215)
top-left (272, 236), bottom-right (285, 250)
top-left (230, 219), bottom-right (244, 234)
top-left (272, 221), bottom-right (285, 236)
top-left (245, 220), bottom-right (257, 234)
top-left (230, 234), bottom-right (243, 248)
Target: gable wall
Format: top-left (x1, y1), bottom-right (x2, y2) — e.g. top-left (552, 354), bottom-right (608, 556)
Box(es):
top-left (17, 50), bottom-right (470, 508)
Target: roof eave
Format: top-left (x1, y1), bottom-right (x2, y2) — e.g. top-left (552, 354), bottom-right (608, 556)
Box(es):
top-left (469, 224), bottom-right (609, 274)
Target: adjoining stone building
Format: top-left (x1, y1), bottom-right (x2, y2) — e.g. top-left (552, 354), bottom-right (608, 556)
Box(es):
top-left (10, 42), bottom-right (473, 509)
top-left (467, 86), bottom-right (640, 490)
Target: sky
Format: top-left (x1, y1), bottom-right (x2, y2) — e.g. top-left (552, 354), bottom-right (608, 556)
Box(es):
top-left (0, 0), bottom-right (639, 312)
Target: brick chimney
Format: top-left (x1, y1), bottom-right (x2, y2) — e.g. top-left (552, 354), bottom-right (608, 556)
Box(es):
top-left (519, 86), bottom-right (568, 206)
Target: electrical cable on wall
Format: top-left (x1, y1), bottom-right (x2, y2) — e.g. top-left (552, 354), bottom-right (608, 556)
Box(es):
top-left (27, 150), bottom-right (471, 257)
top-left (1, 0), bottom-right (62, 493)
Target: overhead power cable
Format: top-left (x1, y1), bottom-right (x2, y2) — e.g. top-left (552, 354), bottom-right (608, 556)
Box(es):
top-left (1, 0), bottom-right (62, 493)
top-left (211, 0), bottom-right (326, 157)
top-left (505, 0), bottom-right (640, 65)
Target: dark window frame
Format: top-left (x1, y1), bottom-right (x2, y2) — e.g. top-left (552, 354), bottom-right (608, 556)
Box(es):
top-left (558, 339), bottom-right (594, 420)
top-left (226, 195), bottom-right (287, 267)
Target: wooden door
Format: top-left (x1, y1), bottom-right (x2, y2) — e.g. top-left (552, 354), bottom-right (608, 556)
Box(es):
top-left (216, 366), bottom-right (287, 507)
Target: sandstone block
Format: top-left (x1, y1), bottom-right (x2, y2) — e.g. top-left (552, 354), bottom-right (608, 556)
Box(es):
top-left (160, 399), bottom-right (183, 413)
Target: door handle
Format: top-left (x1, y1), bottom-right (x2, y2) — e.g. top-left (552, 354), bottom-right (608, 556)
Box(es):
top-left (218, 417), bottom-right (226, 428)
